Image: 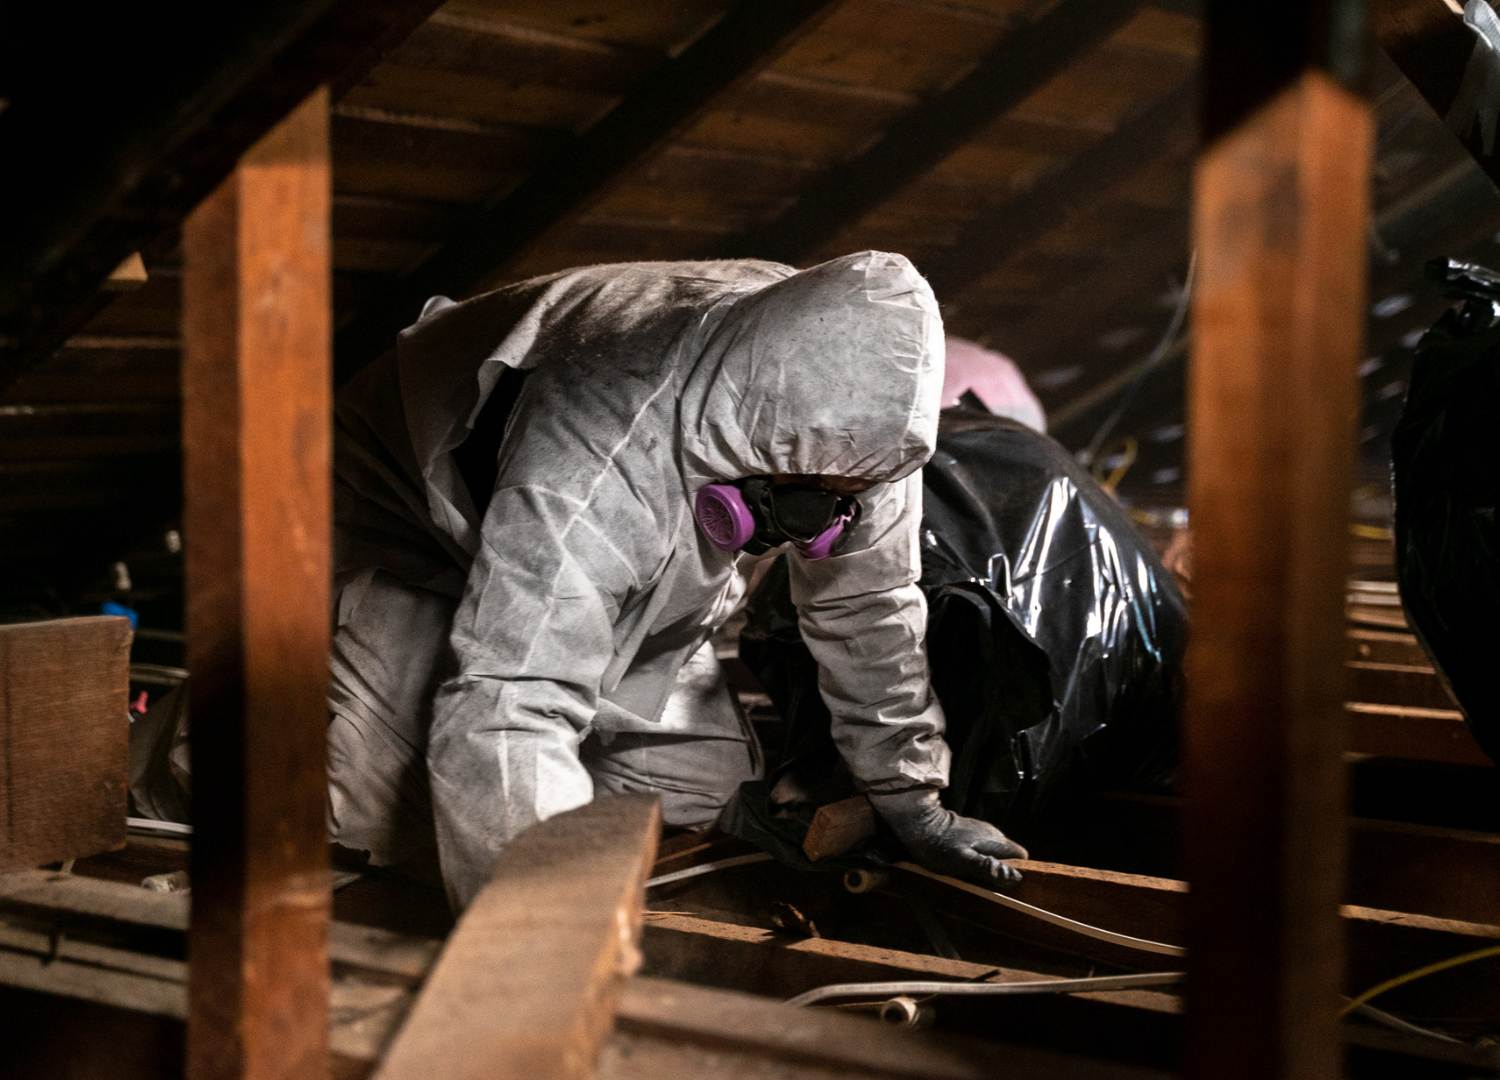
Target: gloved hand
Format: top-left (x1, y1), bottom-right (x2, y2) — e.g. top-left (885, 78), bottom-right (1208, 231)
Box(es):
top-left (869, 788), bottom-right (1028, 886)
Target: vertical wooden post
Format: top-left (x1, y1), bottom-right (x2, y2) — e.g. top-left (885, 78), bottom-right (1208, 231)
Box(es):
top-left (1184, 4), bottom-right (1370, 1079)
top-left (182, 88), bottom-right (331, 1080)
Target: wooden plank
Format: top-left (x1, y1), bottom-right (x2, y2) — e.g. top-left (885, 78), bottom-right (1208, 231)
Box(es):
top-left (1347, 702), bottom-right (1492, 766)
top-left (375, 795), bottom-right (662, 1080)
top-left (1184, 3), bottom-right (1372, 1073)
top-left (801, 796), bottom-right (876, 862)
top-left (613, 975), bottom-right (1167, 1080)
top-left (4, 868), bottom-right (1495, 1078)
top-left (181, 89), bottom-right (333, 1080)
top-left (1346, 628), bottom-right (1427, 666)
top-left (724, 0), bottom-right (1148, 264)
top-left (641, 911), bottom-right (1184, 1067)
top-left (0, 866), bottom-right (445, 982)
top-left (969, 859), bottom-right (1500, 1023)
top-left (639, 910), bottom-right (1500, 1075)
top-left (335, 1), bottom-right (837, 378)
top-left (1347, 660), bottom-right (1456, 712)
top-left (1035, 791), bottom-right (1500, 926)
top-left (0, 618), bottom-right (132, 871)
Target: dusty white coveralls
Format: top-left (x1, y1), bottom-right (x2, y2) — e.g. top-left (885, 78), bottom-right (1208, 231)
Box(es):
top-left (328, 252), bottom-right (950, 906)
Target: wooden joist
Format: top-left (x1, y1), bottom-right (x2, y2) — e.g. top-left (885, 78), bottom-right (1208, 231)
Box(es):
top-left (181, 89), bottom-right (334, 1080)
top-left (639, 907), bottom-right (1500, 1076)
top-left (0, 617), bottom-right (131, 872)
top-left (5, 848), bottom-right (1498, 1078)
top-left (612, 975), bottom-right (1165, 1080)
top-left (1037, 791), bottom-right (1500, 927)
top-left (1347, 661), bottom-right (1457, 713)
top-left (375, 795), bottom-right (661, 1080)
top-left (1348, 702), bottom-right (1491, 766)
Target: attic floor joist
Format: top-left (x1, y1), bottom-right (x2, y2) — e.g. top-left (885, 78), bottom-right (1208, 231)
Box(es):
top-left (4, 809), bottom-right (1497, 1078)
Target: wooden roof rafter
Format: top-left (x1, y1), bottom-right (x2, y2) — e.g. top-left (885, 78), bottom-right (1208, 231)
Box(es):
top-left (923, 79), bottom-right (1197, 306)
top-left (334, 0), bottom-right (842, 378)
top-left (719, 0), bottom-right (1155, 266)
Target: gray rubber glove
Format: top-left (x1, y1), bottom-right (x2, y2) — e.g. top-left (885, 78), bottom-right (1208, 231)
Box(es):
top-left (869, 788), bottom-right (1028, 886)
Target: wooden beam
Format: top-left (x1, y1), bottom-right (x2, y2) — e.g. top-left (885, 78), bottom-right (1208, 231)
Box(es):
top-left (1035, 791), bottom-right (1500, 926)
top-left (5, 867), bottom-right (1496, 1078)
top-left (334, 1), bottom-right (837, 378)
top-left (884, 859), bottom-right (1500, 1021)
top-left (1, 0), bottom-right (443, 390)
top-left (1347, 660), bottom-right (1457, 712)
top-left (1376, 0), bottom-right (1500, 192)
top-left (181, 89), bottom-right (333, 1080)
top-left (925, 84), bottom-right (1196, 303)
top-left (1346, 702), bottom-right (1492, 766)
top-left (1184, 3), bottom-right (1372, 1077)
top-left (640, 909), bottom-right (1500, 1076)
top-left (723, 0), bottom-right (1148, 265)
top-left (375, 795), bottom-right (661, 1080)
top-left (614, 975), bottom-right (1165, 1080)
top-left (641, 911), bottom-right (1184, 1066)
top-left (0, 618), bottom-right (132, 872)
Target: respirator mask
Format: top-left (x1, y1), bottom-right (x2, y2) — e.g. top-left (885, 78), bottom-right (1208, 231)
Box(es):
top-left (694, 477), bottom-right (863, 560)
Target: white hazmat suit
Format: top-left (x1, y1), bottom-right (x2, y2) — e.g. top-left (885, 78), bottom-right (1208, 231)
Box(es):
top-left (329, 252), bottom-right (960, 907)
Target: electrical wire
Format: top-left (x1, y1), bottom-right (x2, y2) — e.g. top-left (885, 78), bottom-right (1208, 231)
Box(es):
top-left (1348, 1001), bottom-right (1467, 1046)
top-left (1080, 250), bottom-right (1197, 469)
top-left (894, 862), bottom-right (1185, 958)
top-left (1339, 944), bottom-right (1500, 1017)
top-left (1091, 435), bottom-right (1138, 493)
top-left (645, 852), bottom-right (773, 889)
top-left (646, 846), bottom-right (1485, 1047)
top-left (126, 816), bottom-right (192, 837)
top-left (785, 971), bottom-right (1183, 1008)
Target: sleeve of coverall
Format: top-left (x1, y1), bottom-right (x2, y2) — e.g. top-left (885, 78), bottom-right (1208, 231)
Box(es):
top-left (786, 472), bottom-right (951, 793)
top-left (426, 482), bottom-right (644, 909)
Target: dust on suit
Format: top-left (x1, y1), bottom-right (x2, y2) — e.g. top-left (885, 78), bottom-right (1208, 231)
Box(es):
top-left (328, 251), bottom-right (950, 907)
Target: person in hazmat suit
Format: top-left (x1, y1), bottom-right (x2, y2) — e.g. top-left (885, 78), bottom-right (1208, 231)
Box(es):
top-left (327, 251), bottom-right (1028, 908)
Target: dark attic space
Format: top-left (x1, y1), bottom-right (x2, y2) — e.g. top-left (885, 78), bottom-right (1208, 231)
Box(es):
top-left (2, 2), bottom-right (1500, 1078)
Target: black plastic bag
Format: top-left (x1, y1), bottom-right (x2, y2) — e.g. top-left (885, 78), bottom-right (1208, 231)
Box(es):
top-left (737, 416), bottom-right (1187, 846)
top-left (1391, 260), bottom-right (1500, 764)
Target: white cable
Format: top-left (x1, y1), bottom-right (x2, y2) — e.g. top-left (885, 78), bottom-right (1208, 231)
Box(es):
top-left (645, 852), bottom-right (772, 889)
top-left (1350, 1002), bottom-right (1466, 1046)
top-left (126, 816), bottom-right (192, 837)
top-left (785, 971), bottom-right (1183, 1008)
top-left (894, 861), bottom-right (1185, 958)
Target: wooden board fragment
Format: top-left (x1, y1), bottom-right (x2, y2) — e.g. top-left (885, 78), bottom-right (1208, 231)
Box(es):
top-left (801, 796), bottom-right (875, 862)
top-left (375, 795), bottom-right (661, 1080)
top-left (103, 252), bottom-right (149, 292)
top-left (0, 616), bottom-right (131, 872)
